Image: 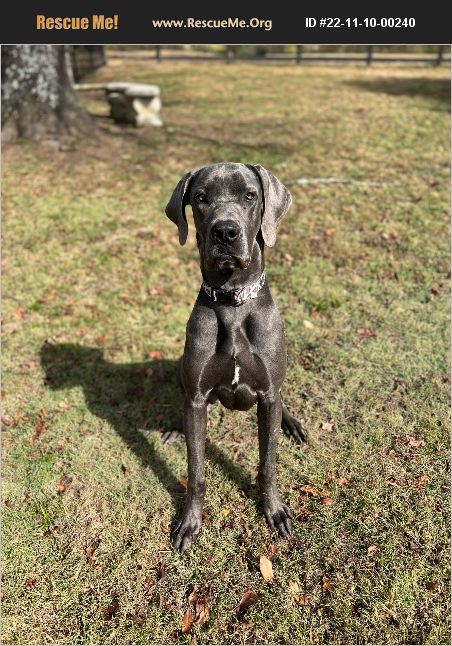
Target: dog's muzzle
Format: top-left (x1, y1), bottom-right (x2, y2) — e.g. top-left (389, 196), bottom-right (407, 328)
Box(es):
top-left (205, 219), bottom-right (249, 270)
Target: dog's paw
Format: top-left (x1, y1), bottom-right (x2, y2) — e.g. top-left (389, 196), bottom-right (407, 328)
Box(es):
top-left (171, 511), bottom-right (202, 552)
top-left (161, 427), bottom-right (185, 445)
top-left (264, 502), bottom-right (293, 538)
top-left (281, 414), bottom-right (308, 445)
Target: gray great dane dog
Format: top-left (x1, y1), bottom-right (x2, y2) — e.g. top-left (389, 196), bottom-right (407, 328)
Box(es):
top-left (164, 162), bottom-right (307, 552)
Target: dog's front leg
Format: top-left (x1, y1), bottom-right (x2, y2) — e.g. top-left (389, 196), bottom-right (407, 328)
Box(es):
top-left (257, 395), bottom-right (293, 537)
top-left (171, 398), bottom-right (207, 552)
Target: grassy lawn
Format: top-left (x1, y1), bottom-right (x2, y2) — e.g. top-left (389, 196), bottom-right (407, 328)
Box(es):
top-left (2, 60), bottom-right (450, 644)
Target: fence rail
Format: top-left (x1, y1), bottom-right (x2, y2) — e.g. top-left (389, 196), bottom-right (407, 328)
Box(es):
top-left (108, 45), bottom-right (450, 67)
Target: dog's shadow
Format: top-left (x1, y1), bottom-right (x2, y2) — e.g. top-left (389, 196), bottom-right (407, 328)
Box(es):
top-left (40, 343), bottom-right (254, 515)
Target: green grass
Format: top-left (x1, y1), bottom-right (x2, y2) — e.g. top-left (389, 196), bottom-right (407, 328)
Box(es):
top-left (2, 60), bottom-right (450, 644)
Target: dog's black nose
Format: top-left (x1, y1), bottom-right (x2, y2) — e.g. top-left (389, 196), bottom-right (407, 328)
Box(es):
top-left (211, 220), bottom-right (240, 244)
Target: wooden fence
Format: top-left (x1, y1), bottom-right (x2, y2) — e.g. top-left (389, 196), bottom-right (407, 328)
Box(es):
top-left (108, 45), bottom-right (450, 66)
top-left (70, 46), bottom-right (106, 81)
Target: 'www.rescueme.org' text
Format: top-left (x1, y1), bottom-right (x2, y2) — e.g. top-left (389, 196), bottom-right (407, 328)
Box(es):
top-left (151, 17), bottom-right (272, 31)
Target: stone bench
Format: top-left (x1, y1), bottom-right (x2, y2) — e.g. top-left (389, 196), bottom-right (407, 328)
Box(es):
top-left (75, 82), bottom-right (162, 127)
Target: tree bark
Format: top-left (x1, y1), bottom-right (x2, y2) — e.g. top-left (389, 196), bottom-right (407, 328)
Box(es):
top-left (2, 45), bottom-right (92, 141)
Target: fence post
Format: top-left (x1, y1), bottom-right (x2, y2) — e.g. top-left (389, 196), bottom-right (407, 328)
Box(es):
top-left (296, 45), bottom-right (303, 64)
top-left (436, 45), bottom-right (445, 66)
top-left (156, 45), bottom-right (162, 61)
top-left (366, 46), bottom-right (374, 66)
top-left (226, 46), bottom-right (237, 63)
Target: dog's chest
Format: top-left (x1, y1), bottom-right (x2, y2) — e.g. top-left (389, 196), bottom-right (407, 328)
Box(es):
top-left (209, 311), bottom-right (269, 408)
top-left (216, 312), bottom-right (255, 373)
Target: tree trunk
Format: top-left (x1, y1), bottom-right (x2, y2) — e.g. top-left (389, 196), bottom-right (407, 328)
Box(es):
top-left (2, 45), bottom-right (92, 141)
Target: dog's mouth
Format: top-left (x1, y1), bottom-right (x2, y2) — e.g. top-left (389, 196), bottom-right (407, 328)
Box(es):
top-left (205, 253), bottom-right (249, 272)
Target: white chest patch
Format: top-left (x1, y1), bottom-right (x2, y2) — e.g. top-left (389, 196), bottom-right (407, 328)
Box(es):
top-left (232, 363), bottom-right (240, 386)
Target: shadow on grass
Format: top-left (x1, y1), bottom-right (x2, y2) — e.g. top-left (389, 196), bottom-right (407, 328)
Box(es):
top-left (40, 342), bottom-right (254, 515)
top-left (345, 77), bottom-right (451, 110)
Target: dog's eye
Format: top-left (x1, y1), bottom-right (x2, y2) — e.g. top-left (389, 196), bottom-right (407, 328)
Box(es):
top-left (195, 193), bottom-right (207, 202)
top-left (245, 192), bottom-right (256, 201)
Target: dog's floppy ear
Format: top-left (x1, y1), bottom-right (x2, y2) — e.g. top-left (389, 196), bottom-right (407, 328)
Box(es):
top-left (250, 164), bottom-right (292, 247)
top-left (165, 168), bottom-right (200, 245)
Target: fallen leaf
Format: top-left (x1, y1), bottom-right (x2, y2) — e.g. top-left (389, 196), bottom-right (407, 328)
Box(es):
top-left (321, 420), bottom-right (334, 432)
top-left (32, 410), bottom-right (49, 443)
top-left (181, 608), bottom-right (195, 634)
top-left (131, 613), bottom-right (146, 625)
top-left (288, 580), bottom-right (310, 605)
top-left (321, 497), bottom-right (334, 506)
top-left (357, 328), bottom-right (376, 339)
top-left (268, 543), bottom-right (277, 557)
top-left (323, 228), bottom-right (335, 237)
top-left (55, 439), bottom-right (66, 451)
top-left (284, 253), bottom-right (294, 265)
top-left (179, 476), bottom-right (188, 492)
top-left (336, 476), bottom-right (352, 486)
top-left (184, 586), bottom-right (211, 628)
top-left (298, 594), bottom-right (311, 606)
top-left (14, 306), bottom-right (26, 320)
top-left (154, 560), bottom-right (167, 581)
top-left (56, 476), bottom-right (71, 495)
top-left (300, 483), bottom-right (320, 496)
top-left (95, 335), bottom-right (107, 346)
top-left (406, 435), bottom-right (426, 449)
top-left (195, 601), bottom-right (210, 626)
top-left (367, 545), bottom-right (379, 556)
top-left (388, 479), bottom-right (404, 488)
top-left (259, 555), bottom-right (274, 583)
top-left (119, 294), bottom-right (135, 304)
top-left (34, 418), bottom-right (46, 435)
top-left (99, 596), bottom-right (119, 620)
top-left (148, 350), bottom-right (164, 360)
top-left (416, 474), bottom-right (429, 488)
top-left (322, 575), bottom-right (333, 593)
top-left (238, 589), bottom-right (259, 613)
top-left (25, 577), bottom-right (36, 587)
top-left (303, 320), bottom-right (314, 329)
top-left (188, 585), bottom-right (199, 604)
top-left (426, 580), bottom-right (438, 591)
top-left (1, 415), bottom-right (14, 427)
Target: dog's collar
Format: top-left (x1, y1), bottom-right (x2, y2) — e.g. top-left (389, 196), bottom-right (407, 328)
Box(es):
top-left (202, 272), bottom-right (266, 306)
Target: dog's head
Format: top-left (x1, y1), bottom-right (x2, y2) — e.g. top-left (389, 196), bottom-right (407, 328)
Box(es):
top-left (165, 162), bottom-right (292, 271)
